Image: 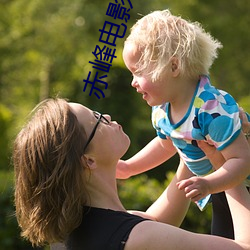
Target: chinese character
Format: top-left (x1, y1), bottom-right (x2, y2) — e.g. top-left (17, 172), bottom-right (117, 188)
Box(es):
top-left (115, 0), bottom-right (133, 9)
top-left (83, 0), bottom-right (133, 99)
top-left (92, 45), bottom-right (117, 63)
top-left (83, 71), bottom-right (108, 99)
top-left (106, 3), bottom-right (131, 22)
top-left (99, 21), bottom-right (127, 46)
top-left (89, 60), bottom-right (112, 73)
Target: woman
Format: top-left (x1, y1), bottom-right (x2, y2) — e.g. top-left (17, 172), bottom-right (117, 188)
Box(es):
top-left (13, 98), bottom-right (250, 249)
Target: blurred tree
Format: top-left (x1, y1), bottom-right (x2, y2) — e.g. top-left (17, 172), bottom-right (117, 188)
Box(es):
top-left (0, 0), bottom-right (249, 248)
top-left (0, 104), bottom-right (12, 169)
top-left (184, 0), bottom-right (250, 100)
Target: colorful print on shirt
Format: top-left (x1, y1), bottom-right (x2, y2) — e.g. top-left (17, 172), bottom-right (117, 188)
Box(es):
top-left (152, 75), bottom-right (241, 176)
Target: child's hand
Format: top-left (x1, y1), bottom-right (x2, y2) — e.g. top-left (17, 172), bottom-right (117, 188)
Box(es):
top-left (177, 176), bottom-right (211, 202)
top-left (116, 160), bottom-right (131, 179)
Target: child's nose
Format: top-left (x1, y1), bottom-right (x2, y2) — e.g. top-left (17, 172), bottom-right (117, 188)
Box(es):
top-left (131, 78), bottom-right (138, 88)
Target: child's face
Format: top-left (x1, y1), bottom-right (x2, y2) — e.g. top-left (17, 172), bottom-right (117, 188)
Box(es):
top-left (123, 43), bottom-right (173, 106)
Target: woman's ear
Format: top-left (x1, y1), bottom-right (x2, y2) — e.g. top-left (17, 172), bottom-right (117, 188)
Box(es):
top-left (82, 155), bottom-right (97, 169)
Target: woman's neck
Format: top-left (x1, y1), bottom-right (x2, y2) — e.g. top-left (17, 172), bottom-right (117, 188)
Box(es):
top-left (84, 165), bottom-right (126, 212)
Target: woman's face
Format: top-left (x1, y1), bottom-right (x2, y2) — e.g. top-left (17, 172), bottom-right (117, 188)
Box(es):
top-left (68, 103), bottom-right (130, 161)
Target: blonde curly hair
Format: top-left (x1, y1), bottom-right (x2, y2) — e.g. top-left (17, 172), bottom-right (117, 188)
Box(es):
top-left (125, 9), bottom-right (222, 81)
top-left (13, 98), bottom-right (88, 246)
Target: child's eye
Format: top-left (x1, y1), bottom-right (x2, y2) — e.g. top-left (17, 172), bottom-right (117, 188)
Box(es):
top-left (133, 71), bottom-right (142, 77)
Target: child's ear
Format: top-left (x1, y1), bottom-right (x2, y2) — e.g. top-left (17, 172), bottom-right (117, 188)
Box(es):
top-left (171, 63), bottom-right (178, 72)
top-left (171, 57), bottom-right (180, 77)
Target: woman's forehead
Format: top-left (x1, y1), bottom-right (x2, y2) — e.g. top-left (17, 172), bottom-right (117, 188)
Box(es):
top-left (68, 103), bottom-right (91, 115)
top-left (68, 103), bottom-right (94, 128)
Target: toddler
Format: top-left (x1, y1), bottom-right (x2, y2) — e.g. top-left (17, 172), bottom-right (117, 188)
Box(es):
top-left (118, 9), bottom-right (250, 238)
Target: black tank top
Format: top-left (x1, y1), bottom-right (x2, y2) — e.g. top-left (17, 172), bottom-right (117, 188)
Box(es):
top-left (66, 206), bottom-right (148, 250)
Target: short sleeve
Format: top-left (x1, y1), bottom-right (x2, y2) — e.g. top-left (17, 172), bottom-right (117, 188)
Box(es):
top-left (197, 90), bottom-right (241, 150)
top-left (151, 105), bottom-right (170, 140)
top-left (156, 130), bottom-right (168, 139)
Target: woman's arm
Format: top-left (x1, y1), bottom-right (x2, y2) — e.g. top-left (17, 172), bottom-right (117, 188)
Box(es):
top-left (129, 159), bottom-right (193, 226)
top-left (225, 184), bottom-right (250, 245)
top-left (125, 183), bottom-right (250, 250)
top-left (145, 159), bottom-right (192, 226)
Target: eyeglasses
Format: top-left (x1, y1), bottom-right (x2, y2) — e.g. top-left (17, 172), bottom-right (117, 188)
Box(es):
top-left (84, 111), bottom-right (110, 151)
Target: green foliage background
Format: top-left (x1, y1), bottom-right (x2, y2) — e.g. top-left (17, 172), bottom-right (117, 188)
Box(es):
top-left (0, 0), bottom-right (249, 249)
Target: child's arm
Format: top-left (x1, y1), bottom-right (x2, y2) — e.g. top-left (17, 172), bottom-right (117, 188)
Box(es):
top-left (116, 136), bottom-right (177, 179)
top-left (178, 132), bottom-right (250, 201)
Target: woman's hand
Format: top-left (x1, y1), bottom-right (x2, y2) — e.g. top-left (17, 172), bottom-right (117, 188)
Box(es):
top-left (239, 107), bottom-right (250, 140)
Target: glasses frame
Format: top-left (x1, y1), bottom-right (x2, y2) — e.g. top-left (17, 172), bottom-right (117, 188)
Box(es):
top-left (83, 111), bottom-right (109, 151)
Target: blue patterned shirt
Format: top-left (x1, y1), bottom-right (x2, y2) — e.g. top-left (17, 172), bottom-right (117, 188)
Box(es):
top-left (152, 75), bottom-right (242, 176)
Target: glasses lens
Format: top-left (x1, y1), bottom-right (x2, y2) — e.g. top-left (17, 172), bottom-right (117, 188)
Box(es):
top-left (93, 111), bottom-right (101, 120)
top-left (93, 111), bottom-right (109, 125)
top-left (84, 111), bottom-right (109, 151)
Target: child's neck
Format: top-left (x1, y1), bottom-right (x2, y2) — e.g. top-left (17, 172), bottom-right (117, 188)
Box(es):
top-left (169, 77), bottom-right (198, 124)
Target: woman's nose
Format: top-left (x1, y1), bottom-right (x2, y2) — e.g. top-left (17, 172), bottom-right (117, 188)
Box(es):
top-left (103, 114), bottom-right (111, 123)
